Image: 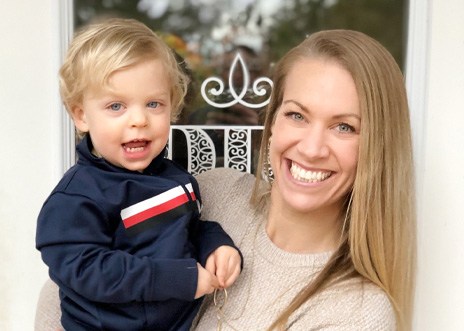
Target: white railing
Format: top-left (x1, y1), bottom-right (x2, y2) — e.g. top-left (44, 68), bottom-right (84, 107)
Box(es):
top-left (168, 125), bottom-right (263, 175)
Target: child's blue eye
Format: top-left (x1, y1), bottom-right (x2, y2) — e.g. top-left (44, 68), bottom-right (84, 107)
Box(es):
top-left (147, 101), bottom-right (159, 108)
top-left (109, 103), bottom-right (122, 111)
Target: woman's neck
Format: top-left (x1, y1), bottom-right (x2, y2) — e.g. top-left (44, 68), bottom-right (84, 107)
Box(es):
top-left (265, 199), bottom-right (344, 254)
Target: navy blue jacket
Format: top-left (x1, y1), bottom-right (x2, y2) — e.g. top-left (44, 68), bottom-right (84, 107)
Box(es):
top-left (36, 135), bottom-right (238, 330)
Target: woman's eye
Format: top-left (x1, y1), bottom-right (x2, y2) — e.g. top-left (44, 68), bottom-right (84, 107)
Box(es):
top-left (147, 101), bottom-right (159, 108)
top-left (284, 111), bottom-right (304, 121)
top-left (337, 122), bottom-right (355, 133)
top-left (109, 103), bottom-right (123, 111)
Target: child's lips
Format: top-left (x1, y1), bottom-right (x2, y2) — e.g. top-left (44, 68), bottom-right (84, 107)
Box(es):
top-left (122, 139), bottom-right (150, 153)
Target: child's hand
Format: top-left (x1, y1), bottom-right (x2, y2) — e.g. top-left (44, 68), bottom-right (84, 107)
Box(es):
top-left (205, 245), bottom-right (241, 288)
top-left (195, 263), bottom-right (219, 299)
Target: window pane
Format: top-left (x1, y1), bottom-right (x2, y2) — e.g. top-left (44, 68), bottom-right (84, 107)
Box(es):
top-left (73, 0), bottom-right (407, 171)
top-left (74, 0), bottom-right (407, 124)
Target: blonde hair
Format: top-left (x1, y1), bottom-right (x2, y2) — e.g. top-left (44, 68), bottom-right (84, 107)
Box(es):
top-left (252, 30), bottom-right (416, 330)
top-left (59, 18), bottom-right (189, 137)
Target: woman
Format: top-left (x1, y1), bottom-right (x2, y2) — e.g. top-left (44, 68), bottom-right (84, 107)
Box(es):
top-left (193, 29), bottom-right (415, 330)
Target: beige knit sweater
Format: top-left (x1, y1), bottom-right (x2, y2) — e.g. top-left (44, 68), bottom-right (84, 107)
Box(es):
top-left (192, 168), bottom-right (396, 331)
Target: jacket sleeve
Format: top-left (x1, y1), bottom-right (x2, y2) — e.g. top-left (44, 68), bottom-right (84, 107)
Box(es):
top-left (188, 177), bottom-right (243, 266)
top-left (192, 219), bottom-right (242, 267)
top-left (36, 192), bottom-right (198, 303)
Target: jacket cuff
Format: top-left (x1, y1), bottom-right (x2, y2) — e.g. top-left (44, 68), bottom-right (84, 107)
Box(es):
top-left (148, 258), bottom-right (198, 301)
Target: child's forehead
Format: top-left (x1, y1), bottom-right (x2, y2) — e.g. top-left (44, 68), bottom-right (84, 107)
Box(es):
top-left (82, 60), bottom-right (157, 87)
top-left (82, 72), bottom-right (173, 101)
top-left (83, 53), bottom-right (165, 78)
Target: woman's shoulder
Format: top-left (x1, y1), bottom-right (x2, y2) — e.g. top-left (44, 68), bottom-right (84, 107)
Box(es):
top-left (196, 167), bottom-right (255, 189)
top-left (354, 280), bottom-right (396, 327)
top-left (314, 277), bottom-right (396, 330)
top-left (357, 281), bottom-right (396, 330)
top-left (195, 168), bottom-right (257, 242)
top-left (195, 168), bottom-right (255, 206)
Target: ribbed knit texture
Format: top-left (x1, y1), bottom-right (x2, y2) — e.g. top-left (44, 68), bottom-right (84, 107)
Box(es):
top-left (193, 168), bottom-right (396, 331)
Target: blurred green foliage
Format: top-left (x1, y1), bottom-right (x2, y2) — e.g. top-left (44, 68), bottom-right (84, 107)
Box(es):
top-left (74, 0), bottom-right (406, 67)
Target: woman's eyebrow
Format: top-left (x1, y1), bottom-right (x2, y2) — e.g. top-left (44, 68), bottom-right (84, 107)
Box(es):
top-left (333, 113), bottom-right (361, 121)
top-left (283, 99), bottom-right (360, 120)
top-left (282, 99), bottom-right (308, 111)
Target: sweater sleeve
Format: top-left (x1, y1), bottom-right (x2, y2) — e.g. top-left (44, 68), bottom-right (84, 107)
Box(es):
top-left (36, 192), bottom-right (198, 303)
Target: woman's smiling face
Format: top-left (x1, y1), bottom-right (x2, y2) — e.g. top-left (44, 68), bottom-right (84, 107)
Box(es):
top-left (269, 57), bottom-right (361, 216)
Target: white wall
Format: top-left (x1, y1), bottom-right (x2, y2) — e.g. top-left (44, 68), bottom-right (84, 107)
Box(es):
top-left (1, 0), bottom-right (464, 330)
top-left (0, 1), bottom-right (62, 330)
top-left (412, 0), bottom-right (464, 329)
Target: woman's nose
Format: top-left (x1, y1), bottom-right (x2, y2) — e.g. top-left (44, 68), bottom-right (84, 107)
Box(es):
top-left (297, 126), bottom-right (330, 159)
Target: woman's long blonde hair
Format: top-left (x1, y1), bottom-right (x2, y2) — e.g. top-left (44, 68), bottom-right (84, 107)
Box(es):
top-left (252, 30), bottom-right (416, 330)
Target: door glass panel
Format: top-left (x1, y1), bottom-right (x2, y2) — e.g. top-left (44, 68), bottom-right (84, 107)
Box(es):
top-left (73, 0), bottom-right (407, 172)
top-left (74, 0), bottom-right (407, 125)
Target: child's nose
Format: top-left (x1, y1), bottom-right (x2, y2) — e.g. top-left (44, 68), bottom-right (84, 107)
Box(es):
top-left (129, 107), bottom-right (148, 127)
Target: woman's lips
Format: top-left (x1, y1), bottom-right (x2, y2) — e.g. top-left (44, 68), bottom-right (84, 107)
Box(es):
top-left (290, 161), bottom-right (332, 183)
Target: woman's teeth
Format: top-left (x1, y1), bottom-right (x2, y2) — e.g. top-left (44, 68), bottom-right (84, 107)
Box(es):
top-left (290, 162), bottom-right (331, 183)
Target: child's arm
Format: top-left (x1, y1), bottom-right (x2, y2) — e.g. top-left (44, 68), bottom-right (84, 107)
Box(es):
top-left (190, 219), bottom-right (241, 265)
top-left (189, 220), bottom-right (242, 294)
top-left (188, 176), bottom-right (242, 290)
top-left (36, 193), bottom-right (198, 303)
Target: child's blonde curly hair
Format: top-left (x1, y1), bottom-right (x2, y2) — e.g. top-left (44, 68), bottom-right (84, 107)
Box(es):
top-left (59, 18), bottom-right (189, 138)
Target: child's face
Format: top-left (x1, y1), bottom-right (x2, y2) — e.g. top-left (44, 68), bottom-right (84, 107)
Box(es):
top-left (72, 59), bottom-right (172, 172)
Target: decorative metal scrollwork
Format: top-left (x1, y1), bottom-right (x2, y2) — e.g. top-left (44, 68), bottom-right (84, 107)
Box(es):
top-left (172, 127), bottom-right (216, 175)
top-left (201, 52), bottom-right (273, 109)
top-left (225, 129), bottom-right (249, 172)
top-left (168, 125), bottom-right (263, 175)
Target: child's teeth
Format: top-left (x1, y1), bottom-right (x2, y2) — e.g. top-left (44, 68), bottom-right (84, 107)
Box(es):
top-left (126, 147), bottom-right (144, 153)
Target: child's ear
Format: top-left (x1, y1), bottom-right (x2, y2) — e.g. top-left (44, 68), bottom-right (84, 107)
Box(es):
top-left (70, 106), bottom-right (89, 133)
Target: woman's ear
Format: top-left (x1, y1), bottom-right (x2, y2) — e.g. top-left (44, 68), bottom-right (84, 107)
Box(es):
top-left (70, 106), bottom-right (89, 133)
